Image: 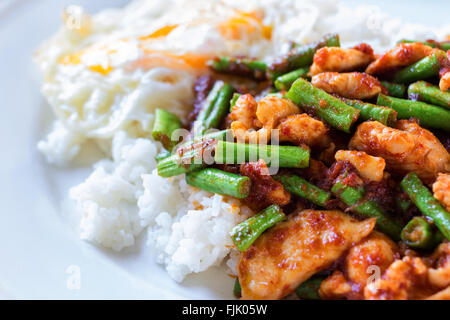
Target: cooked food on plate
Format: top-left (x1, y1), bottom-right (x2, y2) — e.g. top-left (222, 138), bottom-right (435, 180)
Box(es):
top-left (35, 0), bottom-right (450, 299)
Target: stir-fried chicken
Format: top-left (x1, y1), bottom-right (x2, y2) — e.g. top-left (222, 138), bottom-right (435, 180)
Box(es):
top-left (230, 94), bottom-right (299, 143)
top-left (433, 173), bottom-right (450, 211)
top-left (365, 42), bottom-right (435, 75)
top-left (320, 232), bottom-right (398, 299)
top-left (426, 286), bottom-right (450, 300)
top-left (349, 120), bottom-right (450, 183)
top-left (334, 150), bottom-right (386, 182)
top-left (278, 114), bottom-right (330, 147)
top-left (364, 256), bottom-right (430, 299)
top-left (427, 242), bottom-right (450, 289)
top-left (238, 209), bottom-right (376, 299)
top-left (364, 243), bottom-right (450, 300)
top-left (440, 70), bottom-right (450, 92)
top-left (230, 93), bottom-right (258, 129)
top-left (309, 44), bottom-right (375, 76)
top-left (240, 159), bottom-right (290, 211)
top-left (311, 72), bottom-right (387, 99)
top-left (439, 52), bottom-right (450, 91)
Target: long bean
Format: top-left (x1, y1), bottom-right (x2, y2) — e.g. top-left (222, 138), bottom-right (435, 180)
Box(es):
top-left (331, 181), bottom-right (402, 240)
top-left (208, 57), bottom-right (267, 80)
top-left (233, 278), bottom-right (241, 298)
top-left (398, 39), bottom-right (450, 51)
top-left (268, 33), bottom-right (340, 80)
top-left (229, 93), bottom-right (241, 112)
top-left (275, 174), bottom-right (330, 207)
top-left (193, 81), bottom-right (234, 133)
top-left (341, 97), bottom-right (397, 126)
top-left (157, 130), bottom-right (230, 177)
top-left (186, 168), bottom-right (251, 199)
top-left (157, 146), bottom-right (209, 178)
top-left (396, 196), bottom-right (413, 215)
top-left (296, 276), bottom-right (325, 300)
top-left (441, 41), bottom-right (450, 51)
top-left (401, 216), bottom-right (443, 250)
top-left (400, 172), bottom-right (450, 240)
top-left (152, 109), bottom-right (182, 150)
top-left (287, 78), bottom-right (360, 133)
top-left (377, 94), bottom-right (450, 131)
top-left (397, 39), bottom-right (439, 48)
top-left (215, 141), bottom-right (310, 168)
top-left (230, 204), bottom-right (286, 251)
top-left (203, 83), bottom-right (234, 130)
top-left (274, 67), bottom-right (309, 91)
top-left (175, 129), bottom-right (231, 156)
top-left (393, 50), bottom-right (447, 83)
top-left (408, 81), bottom-right (450, 110)
top-left (381, 81), bottom-right (406, 98)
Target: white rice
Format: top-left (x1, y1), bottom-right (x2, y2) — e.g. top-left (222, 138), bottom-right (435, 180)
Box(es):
top-left (138, 171), bottom-right (249, 281)
top-left (36, 0), bottom-right (450, 282)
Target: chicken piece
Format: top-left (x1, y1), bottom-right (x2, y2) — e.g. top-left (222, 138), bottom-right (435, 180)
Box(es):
top-left (311, 72), bottom-right (387, 100)
top-left (256, 95), bottom-right (300, 129)
top-left (240, 159), bottom-right (290, 211)
top-left (364, 256), bottom-right (430, 300)
top-left (426, 286), bottom-right (450, 300)
top-left (230, 94), bottom-right (258, 129)
top-left (335, 150), bottom-right (386, 182)
top-left (438, 53), bottom-right (450, 91)
top-left (230, 94), bottom-right (300, 143)
top-left (230, 94), bottom-right (267, 143)
top-left (427, 243), bottom-right (450, 289)
top-left (365, 243), bottom-right (450, 300)
top-left (433, 173), bottom-right (450, 211)
top-left (277, 114), bottom-right (329, 147)
top-left (366, 42), bottom-right (435, 75)
top-left (320, 232), bottom-right (398, 299)
top-left (319, 271), bottom-right (352, 299)
top-left (349, 120), bottom-right (450, 183)
top-left (309, 44), bottom-right (375, 76)
top-left (238, 209), bottom-right (376, 299)
top-left (345, 232), bottom-right (398, 289)
top-left (440, 70), bottom-right (450, 92)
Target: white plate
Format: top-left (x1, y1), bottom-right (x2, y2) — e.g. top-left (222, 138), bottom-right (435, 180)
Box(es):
top-left (0, 0), bottom-right (448, 299)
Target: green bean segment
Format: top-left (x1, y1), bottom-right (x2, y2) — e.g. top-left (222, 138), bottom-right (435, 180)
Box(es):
top-left (408, 81), bottom-right (450, 110)
top-left (398, 39), bottom-right (450, 51)
top-left (296, 276), bottom-right (325, 300)
top-left (287, 78), bottom-right (360, 132)
top-left (230, 204), bottom-right (286, 251)
top-left (341, 98), bottom-right (397, 126)
top-left (215, 141), bottom-right (310, 168)
top-left (208, 57), bottom-right (267, 80)
top-left (275, 174), bottom-right (330, 207)
top-left (233, 278), bottom-right (242, 298)
top-left (401, 216), bottom-right (443, 250)
top-left (186, 168), bottom-right (251, 199)
top-left (274, 67), bottom-right (310, 91)
top-left (268, 33), bottom-right (340, 80)
top-left (377, 94), bottom-right (450, 131)
top-left (193, 81), bottom-right (234, 133)
top-left (400, 172), bottom-right (450, 241)
top-left (157, 130), bottom-right (230, 177)
top-left (229, 93), bottom-right (241, 112)
top-left (393, 50), bottom-right (447, 83)
top-left (397, 39), bottom-right (439, 48)
top-left (152, 108), bottom-right (183, 150)
top-left (381, 81), bottom-right (406, 98)
top-left (331, 181), bottom-right (402, 240)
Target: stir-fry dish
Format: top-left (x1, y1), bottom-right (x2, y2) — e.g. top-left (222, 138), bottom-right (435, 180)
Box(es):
top-left (153, 34), bottom-right (450, 300)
